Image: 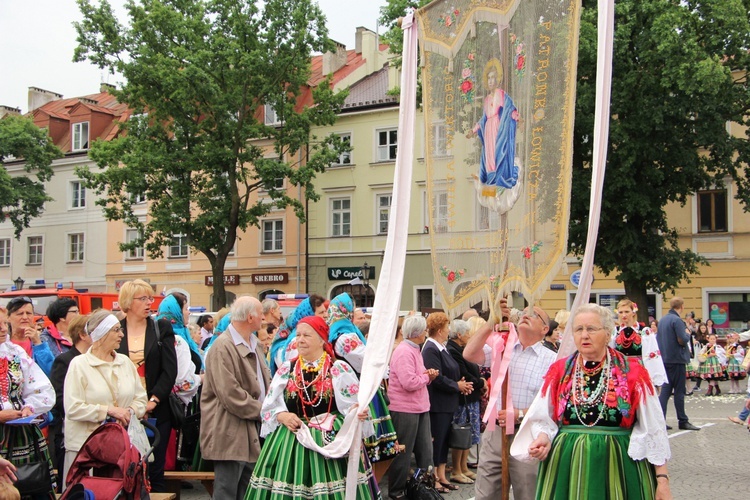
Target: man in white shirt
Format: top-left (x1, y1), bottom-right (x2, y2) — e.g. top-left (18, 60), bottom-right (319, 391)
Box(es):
top-left (464, 300), bottom-right (557, 500)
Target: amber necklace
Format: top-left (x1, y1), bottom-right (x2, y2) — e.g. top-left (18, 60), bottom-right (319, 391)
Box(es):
top-left (573, 350), bottom-right (611, 427)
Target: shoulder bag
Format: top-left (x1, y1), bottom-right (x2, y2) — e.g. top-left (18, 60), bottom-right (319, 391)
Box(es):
top-left (8, 424), bottom-right (53, 496)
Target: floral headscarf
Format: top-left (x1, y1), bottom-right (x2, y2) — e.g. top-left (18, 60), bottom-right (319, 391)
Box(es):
top-left (327, 293), bottom-right (366, 346)
top-left (157, 294), bottom-right (203, 368)
top-left (269, 298), bottom-right (315, 374)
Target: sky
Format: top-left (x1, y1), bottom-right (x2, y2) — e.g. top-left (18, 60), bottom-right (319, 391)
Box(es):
top-left (0, 0), bottom-right (391, 113)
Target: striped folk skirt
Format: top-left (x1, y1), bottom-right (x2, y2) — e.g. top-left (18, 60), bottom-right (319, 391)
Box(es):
top-left (1, 423), bottom-right (56, 498)
top-left (365, 389), bottom-right (400, 463)
top-left (245, 414), bottom-right (381, 500)
top-left (536, 426), bottom-right (656, 500)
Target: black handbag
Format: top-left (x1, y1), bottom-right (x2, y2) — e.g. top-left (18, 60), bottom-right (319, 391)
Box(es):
top-left (168, 392), bottom-right (187, 429)
top-left (7, 425), bottom-right (53, 496)
top-left (449, 421), bottom-right (472, 450)
top-left (405, 468), bottom-right (443, 500)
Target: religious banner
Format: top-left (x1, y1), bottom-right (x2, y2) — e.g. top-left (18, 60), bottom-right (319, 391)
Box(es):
top-left (417, 0), bottom-right (580, 315)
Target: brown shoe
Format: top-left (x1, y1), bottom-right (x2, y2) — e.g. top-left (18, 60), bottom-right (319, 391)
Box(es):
top-left (728, 416), bottom-right (744, 425)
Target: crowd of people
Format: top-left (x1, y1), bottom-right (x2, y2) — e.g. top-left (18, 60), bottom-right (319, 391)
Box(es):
top-left (0, 284), bottom-right (746, 499)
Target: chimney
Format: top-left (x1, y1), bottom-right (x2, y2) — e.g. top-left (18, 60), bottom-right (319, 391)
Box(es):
top-left (78, 97), bottom-right (99, 106)
top-left (100, 82), bottom-right (116, 93)
top-left (28, 87), bottom-right (63, 113)
top-left (0, 106), bottom-right (21, 119)
top-left (355, 27), bottom-right (381, 74)
top-left (322, 40), bottom-right (348, 76)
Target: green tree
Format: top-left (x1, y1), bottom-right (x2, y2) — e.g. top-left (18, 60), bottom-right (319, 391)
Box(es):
top-left (570, 0), bottom-right (750, 320)
top-left (0, 115), bottom-right (62, 237)
top-left (74, 0), bottom-right (348, 309)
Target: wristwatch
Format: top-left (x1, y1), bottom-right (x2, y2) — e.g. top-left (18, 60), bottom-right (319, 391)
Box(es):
top-left (149, 397), bottom-right (159, 405)
top-left (517, 409), bottom-right (524, 422)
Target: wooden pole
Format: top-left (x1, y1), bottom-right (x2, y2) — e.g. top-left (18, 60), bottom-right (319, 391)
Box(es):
top-left (501, 375), bottom-right (511, 499)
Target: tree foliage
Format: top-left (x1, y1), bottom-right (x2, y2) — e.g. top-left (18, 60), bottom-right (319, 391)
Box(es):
top-left (0, 115), bottom-right (62, 238)
top-left (74, 0), bottom-right (349, 309)
top-left (570, 0), bottom-right (750, 318)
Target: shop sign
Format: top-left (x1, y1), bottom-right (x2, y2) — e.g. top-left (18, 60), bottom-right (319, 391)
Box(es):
top-left (205, 274), bottom-right (240, 286)
top-left (327, 266), bottom-right (376, 281)
top-left (252, 273), bottom-right (289, 285)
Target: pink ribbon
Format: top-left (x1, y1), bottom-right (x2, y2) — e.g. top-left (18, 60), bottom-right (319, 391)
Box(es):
top-left (482, 323), bottom-right (518, 435)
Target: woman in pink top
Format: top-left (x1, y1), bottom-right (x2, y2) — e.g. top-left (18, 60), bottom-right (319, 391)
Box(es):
top-left (386, 315), bottom-right (439, 499)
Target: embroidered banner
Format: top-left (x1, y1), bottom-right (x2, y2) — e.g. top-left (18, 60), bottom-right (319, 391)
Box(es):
top-left (417, 0), bottom-right (580, 316)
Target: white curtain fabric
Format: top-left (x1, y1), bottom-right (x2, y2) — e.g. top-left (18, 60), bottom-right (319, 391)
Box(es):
top-left (292, 12), bottom-right (419, 498)
top-left (558, 0), bottom-right (615, 359)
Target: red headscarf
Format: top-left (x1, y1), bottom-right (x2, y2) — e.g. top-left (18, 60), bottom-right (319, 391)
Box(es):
top-left (297, 316), bottom-right (334, 358)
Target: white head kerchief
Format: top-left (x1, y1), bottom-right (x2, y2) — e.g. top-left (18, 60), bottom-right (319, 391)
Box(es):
top-left (87, 314), bottom-right (120, 342)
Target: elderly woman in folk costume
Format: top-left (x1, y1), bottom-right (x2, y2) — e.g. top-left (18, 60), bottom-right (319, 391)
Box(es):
top-left (0, 305), bottom-right (55, 497)
top-left (245, 316), bottom-right (379, 499)
top-left (512, 303), bottom-right (673, 500)
top-left (327, 293), bottom-right (400, 465)
top-left (610, 299), bottom-right (667, 390)
top-left (268, 295), bottom-right (328, 376)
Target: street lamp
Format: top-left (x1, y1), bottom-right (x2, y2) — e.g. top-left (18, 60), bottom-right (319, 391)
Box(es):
top-left (13, 277), bottom-right (24, 291)
top-left (361, 262), bottom-right (371, 307)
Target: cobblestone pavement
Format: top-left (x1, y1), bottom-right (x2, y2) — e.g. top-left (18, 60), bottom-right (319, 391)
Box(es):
top-left (180, 380), bottom-right (749, 499)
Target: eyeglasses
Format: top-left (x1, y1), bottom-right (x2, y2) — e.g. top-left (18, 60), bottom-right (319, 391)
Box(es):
top-left (111, 326), bottom-right (123, 333)
top-left (521, 309), bottom-right (549, 327)
top-left (67, 309), bottom-right (80, 315)
top-left (573, 326), bottom-right (606, 335)
top-left (133, 296), bottom-right (155, 303)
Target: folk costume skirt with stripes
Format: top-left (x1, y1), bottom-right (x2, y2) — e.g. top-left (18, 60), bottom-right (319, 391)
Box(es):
top-left (1, 423), bottom-right (56, 498)
top-left (245, 414), bottom-right (381, 500)
top-left (536, 426), bottom-right (656, 500)
top-left (365, 389), bottom-right (400, 463)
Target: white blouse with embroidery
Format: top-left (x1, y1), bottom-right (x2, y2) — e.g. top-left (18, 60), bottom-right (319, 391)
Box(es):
top-left (260, 358), bottom-right (373, 439)
top-left (333, 333), bottom-right (366, 373)
top-left (0, 341), bottom-right (54, 414)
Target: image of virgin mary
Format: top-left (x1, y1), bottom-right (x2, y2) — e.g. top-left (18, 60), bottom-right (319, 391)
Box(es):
top-left (473, 58), bottom-right (519, 190)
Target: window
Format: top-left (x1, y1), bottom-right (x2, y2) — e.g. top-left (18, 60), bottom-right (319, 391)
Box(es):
top-left (698, 189), bottom-right (727, 233)
top-left (68, 233), bottom-right (85, 263)
top-left (425, 192), bottom-right (448, 233)
top-left (477, 203), bottom-right (501, 231)
top-left (125, 229), bottom-right (144, 260)
top-left (132, 193), bottom-right (146, 204)
top-left (331, 198), bottom-right (351, 237)
top-left (27, 236), bottom-right (43, 265)
top-left (262, 219), bottom-right (284, 252)
top-left (416, 288), bottom-right (434, 313)
top-left (264, 104), bottom-right (281, 126)
top-left (0, 239), bottom-right (9, 266)
top-left (431, 123), bottom-right (448, 156)
top-left (334, 133), bottom-right (351, 166)
top-left (377, 128), bottom-right (398, 162)
top-left (264, 177), bottom-right (285, 192)
top-left (377, 194), bottom-right (392, 234)
top-left (70, 181), bottom-right (86, 209)
top-left (169, 234), bottom-right (188, 258)
top-left (72, 122), bottom-right (89, 151)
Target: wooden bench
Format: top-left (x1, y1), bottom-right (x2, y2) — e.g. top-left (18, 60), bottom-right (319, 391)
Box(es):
top-left (164, 470), bottom-right (214, 499)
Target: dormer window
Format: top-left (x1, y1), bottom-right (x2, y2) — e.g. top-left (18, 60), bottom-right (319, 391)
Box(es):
top-left (264, 104), bottom-right (282, 127)
top-left (72, 122), bottom-right (89, 151)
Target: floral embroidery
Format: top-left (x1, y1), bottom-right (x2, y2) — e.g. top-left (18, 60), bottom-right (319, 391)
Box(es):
top-left (521, 241), bottom-right (542, 259)
top-left (440, 265), bottom-right (466, 283)
top-left (460, 53), bottom-right (476, 103)
top-left (438, 8), bottom-right (460, 27)
top-left (330, 365), bottom-right (341, 377)
top-left (340, 382), bottom-right (360, 398)
top-left (340, 337), bottom-right (362, 354)
top-left (510, 34), bottom-right (526, 78)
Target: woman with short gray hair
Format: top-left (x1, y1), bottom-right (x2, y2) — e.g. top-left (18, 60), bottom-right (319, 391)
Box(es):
top-left (446, 319), bottom-right (485, 484)
top-left (386, 315), bottom-right (438, 499)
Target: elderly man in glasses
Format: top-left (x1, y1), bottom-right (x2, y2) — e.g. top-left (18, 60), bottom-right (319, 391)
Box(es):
top-left (463, 299), bottom-right (557, 500)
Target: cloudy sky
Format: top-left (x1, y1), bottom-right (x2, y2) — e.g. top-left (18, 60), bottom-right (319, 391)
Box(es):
top-left (0, 0), bottom-right (391, 113)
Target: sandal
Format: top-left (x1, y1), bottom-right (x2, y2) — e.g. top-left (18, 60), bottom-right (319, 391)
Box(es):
top-left (435, 485), bottom-right (450, 494)
top-left (450, 474), bottom-right (473, 484)
top-left (463, 470), bottom-right (477, 480)
top-left (439, 481), bottom-right (459, 491)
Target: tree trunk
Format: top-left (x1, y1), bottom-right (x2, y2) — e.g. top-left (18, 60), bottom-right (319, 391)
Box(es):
top-left (211, 253), bottom-right (229, 311)
top-left (623, 281), bottom-right (649, 325)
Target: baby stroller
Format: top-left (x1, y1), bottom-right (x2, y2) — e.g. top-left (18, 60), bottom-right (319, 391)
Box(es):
top-left (60, 420), bottom-right (159, 500)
